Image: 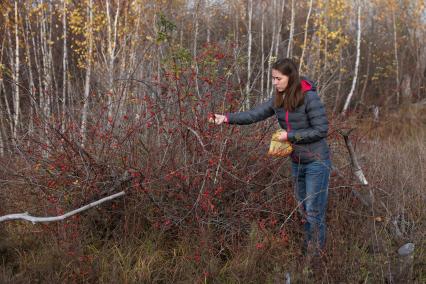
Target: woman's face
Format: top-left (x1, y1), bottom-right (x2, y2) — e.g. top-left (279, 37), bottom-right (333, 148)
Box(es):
top-left (272, 69), bottom-right (289, 92)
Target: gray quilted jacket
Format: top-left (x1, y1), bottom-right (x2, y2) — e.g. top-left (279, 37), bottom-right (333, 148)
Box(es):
top-left (226, 79), bottom-right (330, 164)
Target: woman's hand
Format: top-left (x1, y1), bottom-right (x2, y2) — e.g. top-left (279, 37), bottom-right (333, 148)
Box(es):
top-left (278, 130), bottom-right (288, 141)
top-left (208, 113), bottom-right (227, 125)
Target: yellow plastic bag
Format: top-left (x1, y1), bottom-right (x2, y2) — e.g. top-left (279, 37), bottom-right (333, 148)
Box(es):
top-left (267, 130), bottom-right (293, 157)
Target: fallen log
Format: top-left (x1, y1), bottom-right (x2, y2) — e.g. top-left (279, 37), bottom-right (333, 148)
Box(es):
top-left (339, 129), bottom-right (368, 185)
top-left (0, 191), bottom-right (125, 224)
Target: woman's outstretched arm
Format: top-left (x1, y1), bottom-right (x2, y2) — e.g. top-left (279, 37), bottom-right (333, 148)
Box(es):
top-left (209, 98), bottom-right (275, 125)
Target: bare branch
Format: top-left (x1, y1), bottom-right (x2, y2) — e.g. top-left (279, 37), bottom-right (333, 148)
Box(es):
top-left (0, 191), bottom-right (125, 224)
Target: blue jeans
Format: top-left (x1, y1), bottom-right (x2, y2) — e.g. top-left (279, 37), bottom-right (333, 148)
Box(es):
top-left (291, 159), bottom-right (331, 255)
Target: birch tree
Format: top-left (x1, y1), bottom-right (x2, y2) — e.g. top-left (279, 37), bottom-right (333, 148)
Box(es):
top-left (22, 9), bottom-right (36, 137)
top-left (0, 39), bottom-right (6, 155)
top-left (299, 0), bottom-right (313, 72)
top-left (80, 0), bottom-right (94, 146)
top-left (266, 0), bottom-right (286, 97)
top-left (392, 4), bottom-right (400, 104)
top-left (260, 1), bottom-right (265, 98)
top-left (62, 0), bottom-right (68, 132)
top-left (286, 0), bottom-right (295, 58)
top-left (12, 1), bottom-right (20, 140)
top-left (4, 16), bottom-right (15, 137)
top-left (342, 4), bottom-right (361, 115)
top-left (105, 0), bottom-right (120, 120)
top-left (39, 1), bottom-right (53, 122)
top-left (193, 0), bottom-right (201, 98)
top-left (274, 0), bottom-right (286, 57)
top-left (266, 0), bottom-right (277, 96)
top-left (244, 0), bottom-right (253, 110)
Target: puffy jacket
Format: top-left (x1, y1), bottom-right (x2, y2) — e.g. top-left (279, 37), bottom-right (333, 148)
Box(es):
top-left (226, 79), bottom-right (330, 164)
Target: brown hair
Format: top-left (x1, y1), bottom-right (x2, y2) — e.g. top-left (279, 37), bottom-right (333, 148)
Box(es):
top-left (272, 58), bottom-right (304, 112)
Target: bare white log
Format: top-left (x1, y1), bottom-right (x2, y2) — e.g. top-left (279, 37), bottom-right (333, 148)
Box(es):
top-left (342, 5), bottom-right (361, 115)
top-left (0, 191), bottom-right (125, 224)
top-left (341, 129), bottom-right (368, 185)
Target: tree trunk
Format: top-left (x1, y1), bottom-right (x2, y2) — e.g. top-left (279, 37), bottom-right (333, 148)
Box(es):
top-left (29, 10), bottom-right (43, 118)
top-left (357, 42), bottom-right (371, 110)
top-left (286, 0), bottom-right (295, 58)
top-left (392, 7), bottom-right (400, 105)
top-left (299, 0), bottom-right (313, 73)
top-left (62, 0), bottom-right (68, 133)
top-left (12, 0), bottom-right (20, 140)
top-left (333, 49), bottom-right (343, 114)
top-left (274, 0), bottom-right (286, 57)
top-left (0, 115), bottom-right (5, 156)
top-left (23, 10), bottom-right (36, 138)
top-left (5, 29), bottom-right (15, 137)
top-left (260, 2), bottom-right (265, 99)
top-left (266, 0), bottom-right (277, 97)
top-left (206, 4), bottom-right (210, 43)
top-left (193, 0), bottom-right (201, 99)
top-left (106, 0), bottom-right (120, 120)
top-left (245, 0), bottom-right (253, 110)
top-left (80, 0), bottom-right (94, 147)
top-left (40, 1), bottom-right (52, 121)
top-left (47, 2), bottom-right (59, 117)
top-left (0, 73), bottom-right (6, 156)
top-left (342, 5), bottom-right (361, 115)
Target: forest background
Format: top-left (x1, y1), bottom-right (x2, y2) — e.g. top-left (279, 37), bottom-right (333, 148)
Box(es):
top-left (0, 0), bottom-right (425, 282)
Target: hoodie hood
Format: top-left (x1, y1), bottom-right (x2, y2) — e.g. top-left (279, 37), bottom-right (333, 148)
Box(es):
top-left (300, 77), bottom-right (317, 93)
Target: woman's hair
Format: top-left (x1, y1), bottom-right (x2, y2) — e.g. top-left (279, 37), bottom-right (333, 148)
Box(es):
top-left (272, 58), bottom-right (303, 112)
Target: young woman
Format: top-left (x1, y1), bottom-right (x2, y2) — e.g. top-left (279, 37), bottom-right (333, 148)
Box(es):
top-left (209, 58), bottom-right (331, 256)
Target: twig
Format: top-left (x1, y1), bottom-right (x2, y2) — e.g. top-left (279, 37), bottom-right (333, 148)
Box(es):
top-left (185, 125), bottom-right (207, 151)
top-left (0, 191), bottom-right (125, 224)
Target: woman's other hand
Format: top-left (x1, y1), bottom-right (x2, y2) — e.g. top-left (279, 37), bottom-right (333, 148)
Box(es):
top-left (208, 113), bottom-right (227, 125)
top-left (278, 130), bottom-right (288, 141)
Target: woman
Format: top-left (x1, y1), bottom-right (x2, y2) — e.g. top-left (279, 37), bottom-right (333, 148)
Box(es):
top-left (209, 58), bottom-right (331, 256)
